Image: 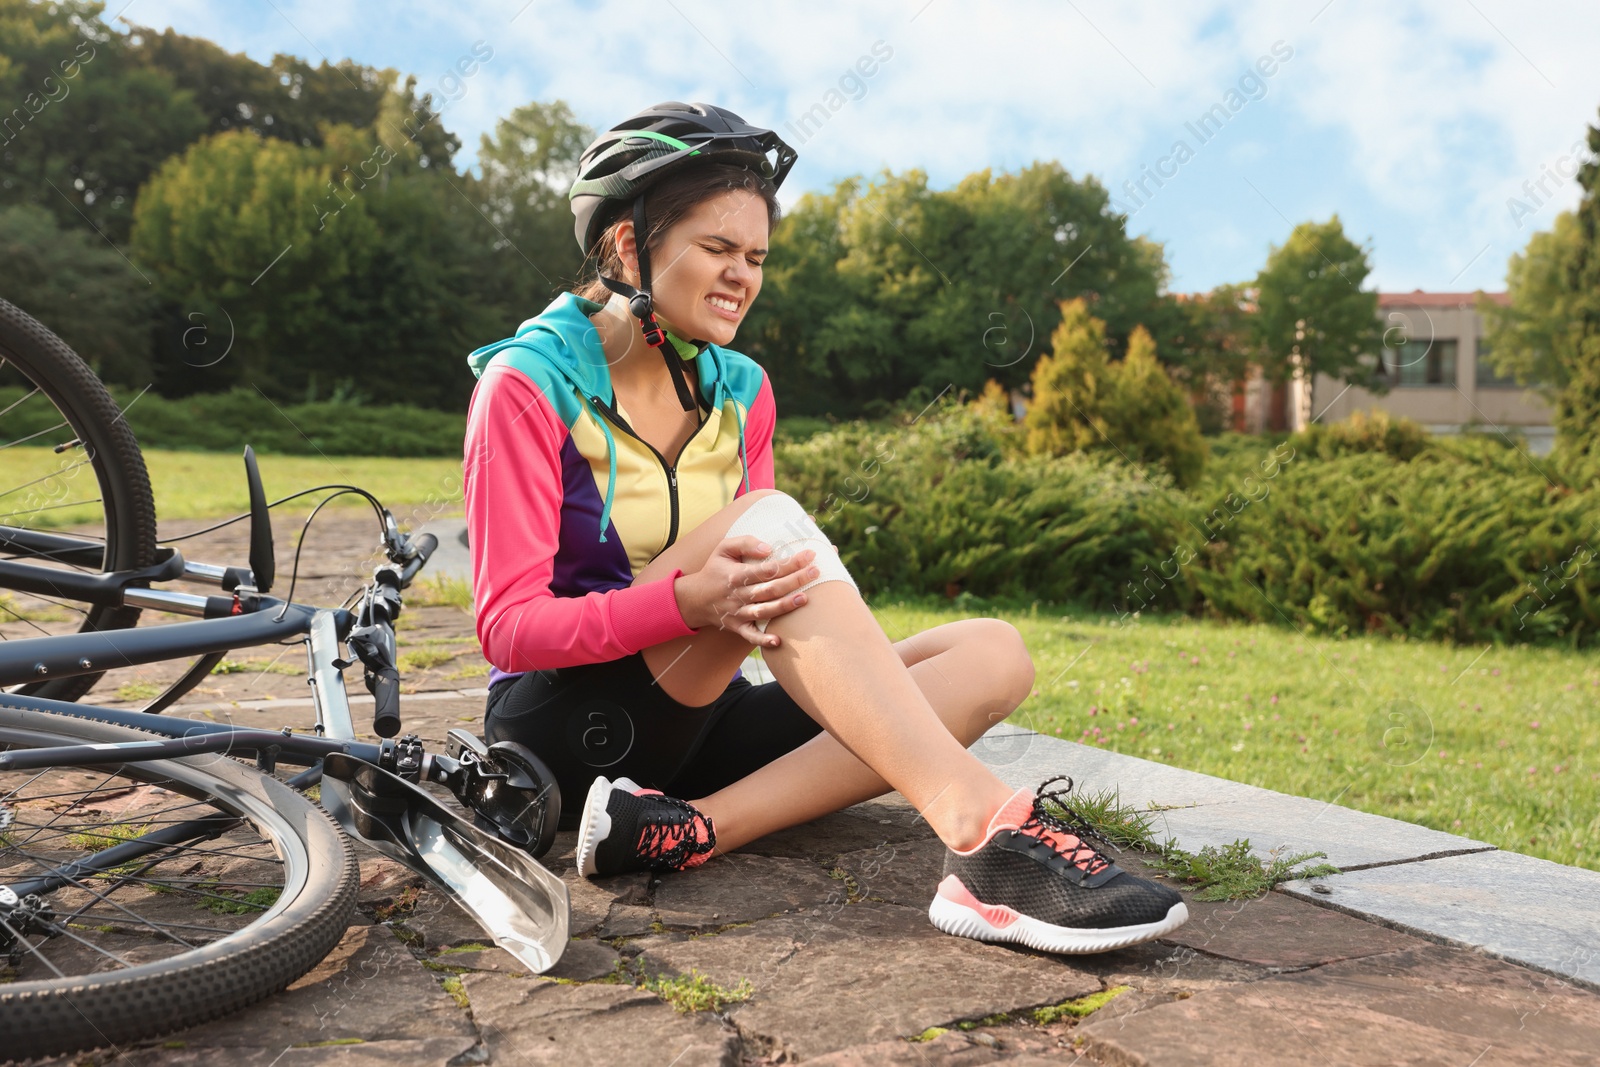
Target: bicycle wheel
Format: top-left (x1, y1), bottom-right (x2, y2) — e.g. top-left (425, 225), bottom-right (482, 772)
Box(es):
top-left (0, 704), bottom-right (358, 1059)
top-left (0, 297), bottom-right (159, 701)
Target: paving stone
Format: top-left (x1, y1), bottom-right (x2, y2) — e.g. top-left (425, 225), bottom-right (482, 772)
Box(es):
top-left (1280, 849), bottom-right (1600, 987)
top-left (833, 834), bottom-right (946, 908)
top-left (599, 902), bottom-right (661, 939)
top-left (116, 1036), bottom-right (476, 1062)
top-left (738, 805), bottom-right (929, 862)
top-left (463, 972), bottom-right (739, 1067)
top-left (111, 1037), bottom-right (480, 1066)
top-left (979, 726), bottom-right (1495, 869)
top-left (1076, 943), bottom-right (1600, 1067)
top-left (1158, 886), bottom-right (1430, 969)
top-left (803, 1031), bottom-right (1061, 1065)
top-left (162, 923), bottom-right (474, 1047)
top-left (561, 864), bottom-right (651, 937)
top-left (635, 901), bottom-right (1101, 1060)
top-left (353, 849), bottom-right (425, 907)
top-left (653, 853), bottom-right (843, 928)
top-left (542, 937), bottom-right (622, 981)
top-left (395, 887), bottom-right (497, 951)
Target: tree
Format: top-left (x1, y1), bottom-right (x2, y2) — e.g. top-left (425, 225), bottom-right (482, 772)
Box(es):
top-left (1252, 216), bottom-right (1383, 388)
top-left (1561, 113), bottom-right (1600, 455)
top-left (1100, 325), bottom-right (1207, 488)
top-left (1024, 298), bottom-right (1114, 456)
top-left (1479, 209), bottom-right (1581, 401)
top-left (468, 100), bottom-right (593, 319)
top-left (1160, 283), bottom-right (1262, 433)
top-left (126, 26), bottom-right (461, 170)
top-left (0, 204), bottom-right (153, 383)
top-left (740, 162), bottom-right (1176, 417)
top-left (0, 0), bottom-right (208, 243)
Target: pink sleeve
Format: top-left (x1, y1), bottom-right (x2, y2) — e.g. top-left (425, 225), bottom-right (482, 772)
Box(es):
top-left (464, 365), bottom-right (698, 672)
top-left (740, 370), bottom-right (777, 493)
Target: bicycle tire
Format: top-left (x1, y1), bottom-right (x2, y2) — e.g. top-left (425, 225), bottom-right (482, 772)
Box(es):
top-left (0, 297), bottom-right (159, 701)
top-left (0, 704), bottom-right (358, 1059)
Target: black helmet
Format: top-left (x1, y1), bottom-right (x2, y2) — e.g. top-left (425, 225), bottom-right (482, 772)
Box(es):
top-left (568, 102), bottom-right (797, 411)
top-left (570, 101), bottom-right (797, 256)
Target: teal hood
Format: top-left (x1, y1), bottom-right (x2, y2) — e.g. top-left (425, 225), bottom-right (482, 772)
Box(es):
top-left (467, 292), bottom-right (754, 543)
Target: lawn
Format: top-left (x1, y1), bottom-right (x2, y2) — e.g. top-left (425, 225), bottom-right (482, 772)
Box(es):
top-left (0, 447), bottom-right (467, 527)
top-left (870, 596), bottom-right (1599, 873)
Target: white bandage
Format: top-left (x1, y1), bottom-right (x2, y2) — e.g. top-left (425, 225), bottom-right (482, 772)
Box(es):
top-left (723, 492), bottom-right (859, 632)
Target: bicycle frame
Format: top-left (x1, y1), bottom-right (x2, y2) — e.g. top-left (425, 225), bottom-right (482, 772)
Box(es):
top-left (0, 526), bottom-right (571, 972)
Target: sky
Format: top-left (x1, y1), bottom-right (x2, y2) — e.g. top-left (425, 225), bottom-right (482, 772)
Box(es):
top-left (108, 0), bottom-right (1600, 295)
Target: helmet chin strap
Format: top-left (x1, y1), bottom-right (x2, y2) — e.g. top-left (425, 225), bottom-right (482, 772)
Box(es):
top-left (598, 197), bottom-right (702, 412)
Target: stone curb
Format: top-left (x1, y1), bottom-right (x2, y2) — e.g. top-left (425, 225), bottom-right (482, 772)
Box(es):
top-left (975, 725), bottom-right (1600, 993)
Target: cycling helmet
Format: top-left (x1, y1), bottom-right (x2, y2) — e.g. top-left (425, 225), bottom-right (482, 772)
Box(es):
top-left (569, 102), bottom-right (797, 410)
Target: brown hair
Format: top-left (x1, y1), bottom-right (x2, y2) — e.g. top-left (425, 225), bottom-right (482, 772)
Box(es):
top-left (573, 162), bottom-right (783, 304)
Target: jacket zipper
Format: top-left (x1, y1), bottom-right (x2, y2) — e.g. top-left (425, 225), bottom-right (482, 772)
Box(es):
top-left (589, 392), bottom-right (710, 547)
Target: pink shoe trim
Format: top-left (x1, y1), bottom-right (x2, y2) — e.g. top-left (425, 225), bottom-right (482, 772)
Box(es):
top-left (949, 787), bottom-right (1034, 857)
top-left (936, 874), bottom-right (1019, 929)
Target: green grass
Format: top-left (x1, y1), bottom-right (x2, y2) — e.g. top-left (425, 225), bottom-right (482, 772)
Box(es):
top-left (114, 682), bottom-right (163, 702)
top-left (869, 596), bottom-right (1600, 872)
top-left (0, 447), bottom-right (467, 527)
top-left (398, 648), bottom-right (463, 671)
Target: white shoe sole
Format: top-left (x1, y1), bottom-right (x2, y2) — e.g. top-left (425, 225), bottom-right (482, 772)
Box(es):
top-left (574, 775), bottom-right (616, 878)
top-left (928, 882), bottom-right (1189, 954)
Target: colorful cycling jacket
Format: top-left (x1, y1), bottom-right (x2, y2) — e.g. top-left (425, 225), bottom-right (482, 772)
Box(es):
top-left (463, 291), bottom-right (776, 686)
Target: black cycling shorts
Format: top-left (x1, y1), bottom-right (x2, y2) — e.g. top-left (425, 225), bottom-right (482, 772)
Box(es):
top-left (483, 652), bottom-right (824, 829)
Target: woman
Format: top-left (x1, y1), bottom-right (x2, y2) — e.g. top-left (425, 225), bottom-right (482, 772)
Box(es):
top-left (463, 102), bottom-right (1187, 953)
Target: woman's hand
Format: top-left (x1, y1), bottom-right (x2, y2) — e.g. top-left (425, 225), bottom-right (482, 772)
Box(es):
top-left (675, 536), bottom-right (820, 647)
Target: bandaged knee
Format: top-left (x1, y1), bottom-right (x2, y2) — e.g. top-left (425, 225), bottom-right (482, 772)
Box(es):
top-left (724, 492), bottom-right (859, 632)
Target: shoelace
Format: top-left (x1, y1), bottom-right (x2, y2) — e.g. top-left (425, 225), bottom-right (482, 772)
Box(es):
top-left (1018, 775), bottom-right (1112, 876)
top-left (635, 794), bottom-right (716, 870)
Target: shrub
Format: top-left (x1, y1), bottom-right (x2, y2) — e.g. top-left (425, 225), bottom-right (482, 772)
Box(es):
top-left (1287, 408), bottom-right (1427, 462)
top-left (1024, 301), bottom-right (1207, 488)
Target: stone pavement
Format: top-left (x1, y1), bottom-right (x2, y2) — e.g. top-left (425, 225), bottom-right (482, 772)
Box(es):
top-left (28, 513), bottom-right (1600, 1065)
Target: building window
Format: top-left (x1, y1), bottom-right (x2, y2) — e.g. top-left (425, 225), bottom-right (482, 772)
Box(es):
top-left (1384, 337), bottom-right (1457, 386)
top-left (1474, 338), bottom-right (1520, 388)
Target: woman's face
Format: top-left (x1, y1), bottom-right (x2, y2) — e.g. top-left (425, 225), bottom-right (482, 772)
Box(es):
top-left (618, 188), bottom-right (768, 347)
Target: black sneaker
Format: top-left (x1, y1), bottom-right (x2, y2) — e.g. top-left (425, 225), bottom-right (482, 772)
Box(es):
top-left (928, 776), bottom-right (1188, 953)
top-left (575, 776), bottom-right (716, 878)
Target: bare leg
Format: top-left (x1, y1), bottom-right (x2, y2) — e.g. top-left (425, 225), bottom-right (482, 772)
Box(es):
top-left (635, 490), bottom-right (1021, 851)
top-left (695, 617), bottom-right (1035, 853)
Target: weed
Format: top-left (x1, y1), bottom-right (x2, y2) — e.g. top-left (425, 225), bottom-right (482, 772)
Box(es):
top-left (1149, 839), bottom-right (1339, 901)
top-left (68, 821), bottom-right (150, 851)
top-left (399, 648), bottom-right (463, 671)
top-left (408, 576), bottom-right (474, 610)
top-left (373, 886), bottom-right (421, 922)
top-left (212, 658), bottom-right (301, 676)
top-left (198, 886), bottom-right (281, 915)
top-left (114, 682), bottom-right (163, 703)
top-left (641, 968), bottom-right (753, 1013)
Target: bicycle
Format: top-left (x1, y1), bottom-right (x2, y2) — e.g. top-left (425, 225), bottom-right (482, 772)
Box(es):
top-left (0, 297), bottom-right (570, 1060)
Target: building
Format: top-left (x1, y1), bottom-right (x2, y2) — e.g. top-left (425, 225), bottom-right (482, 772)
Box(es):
top-left (1288, 290), bottom-right (1555, 453)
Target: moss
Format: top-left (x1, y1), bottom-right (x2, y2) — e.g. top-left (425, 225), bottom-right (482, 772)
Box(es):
top-left (293, 1038), bottom-right (365, 1048)
top-left (641, 968), bottom-right (753, 1013)
top-left (441, 975), bottom-right (470, 1010)
top-left (437, 942), bottom-right (495, 955)
top-left (911, 1027), bottom-right (949, 1042)
top-left (1033, 985), bottom-right (1132, 1024)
